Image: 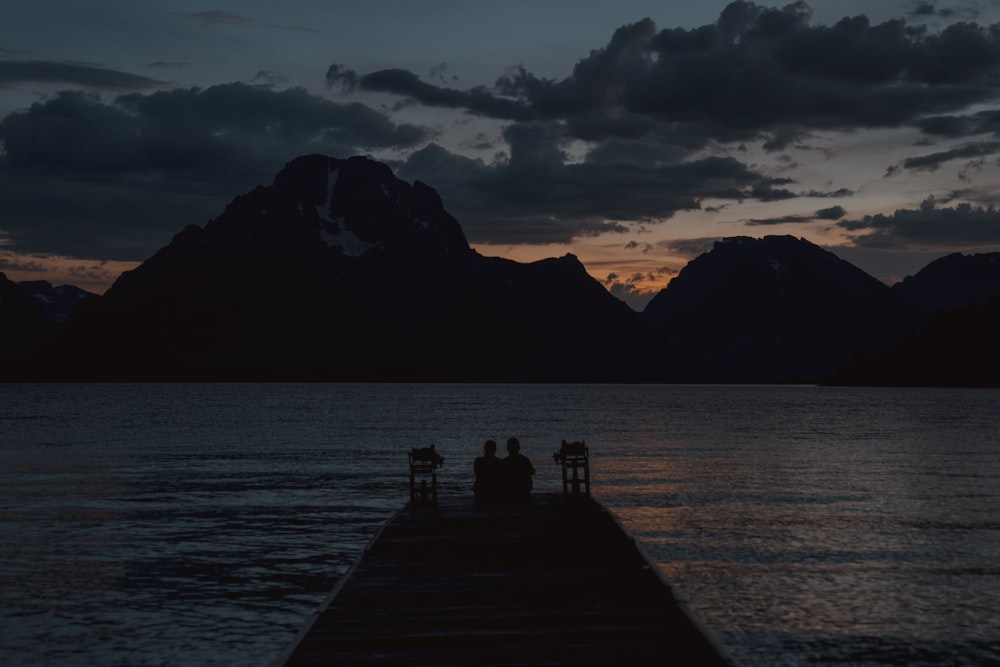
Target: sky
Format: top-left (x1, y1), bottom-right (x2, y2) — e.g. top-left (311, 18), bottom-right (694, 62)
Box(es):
top-left (5, 1), bottom-right (1000, 308)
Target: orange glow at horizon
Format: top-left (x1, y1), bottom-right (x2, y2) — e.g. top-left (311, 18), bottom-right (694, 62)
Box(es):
top-left (471, 240), bottom-right (685, 300)
top-left (0, 251), bottom-right (138, 295)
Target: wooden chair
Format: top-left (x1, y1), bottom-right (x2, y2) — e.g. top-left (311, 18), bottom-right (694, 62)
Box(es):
top-left (408, 445), bottom-right (444, 506)
top-left (553, 440), bottom-right (590, 496)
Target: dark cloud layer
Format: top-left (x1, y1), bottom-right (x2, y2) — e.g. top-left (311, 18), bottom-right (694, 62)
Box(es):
top-left (840, 196), bottom-right (1000, 247)
top-left (362, 68), bottom-right (535, 121)
top-left (0, 59), bottom-right (163, 89)
top-left (396, 137), bottom-right (784, 245)
top-left (747, 204), bottom-right (848, 225)
top-left (332, 1), bottom-right (1000, 247)
top-left (0, 84), bottom-right (431, 258)
top-left (899, 140), bottom-right (1000, 171)
top-left (907, 1), bottom-right (994, 22)
top-left (337, 2), bottom-right (1000, 149)
top-left (6, 1), bottom-right (1000, 268)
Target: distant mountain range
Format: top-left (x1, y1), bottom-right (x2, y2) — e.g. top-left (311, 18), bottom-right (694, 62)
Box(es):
top-left (1, 277), bottom-right (95, 361)
top-left (4, 154), bottom-right (999, 385)
top-left (15, 280), bottom-right (97, 325)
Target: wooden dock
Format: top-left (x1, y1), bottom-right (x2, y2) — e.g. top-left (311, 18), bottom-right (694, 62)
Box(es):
top-left (279, 493), bottom-right (734, 666)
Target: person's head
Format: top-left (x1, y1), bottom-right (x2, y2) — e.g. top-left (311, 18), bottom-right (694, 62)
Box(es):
top-left (484, 440), bottom-right (497, 456)
top-left (506, 437), bottom-right (520, 455)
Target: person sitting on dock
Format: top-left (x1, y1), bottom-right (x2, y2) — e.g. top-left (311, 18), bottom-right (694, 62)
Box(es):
top-left (473, 440), bottom-right (503, 506)
top-left (502, 437), bottom-right (535, 504)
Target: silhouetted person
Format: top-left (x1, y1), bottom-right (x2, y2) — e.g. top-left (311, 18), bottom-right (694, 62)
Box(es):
top-left (474, 440), bottom-right (503, 506)
top-left (502, 437), bottom-right (535, 504)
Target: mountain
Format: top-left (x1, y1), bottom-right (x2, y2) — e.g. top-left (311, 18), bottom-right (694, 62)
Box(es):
top-left (830, 296), bottom-right (1000, 387)
top-left (1, 272), bottom-right (56, 365)
top-left (38, 155), bottom-right (654, 381)
top-left (892, 251), bottom-right (1000, 315)
top-left (11, 154), bottom-right (1000, 384)
top-left (17, 280), bottom-right (97, 325)
top-left (641, 236), bottom-right (919, 383)
top-left (826, 251), bottom-right (1000, 386)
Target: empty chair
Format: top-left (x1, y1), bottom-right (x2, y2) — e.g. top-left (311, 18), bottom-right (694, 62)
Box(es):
top-left (552, 440), bottom-right (589, 496)
top-left (408, 445), bottom-right (444, 506)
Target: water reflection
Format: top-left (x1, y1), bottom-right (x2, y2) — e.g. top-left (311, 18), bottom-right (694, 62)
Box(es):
top-left (592, 389), bottom-right (1000, 666)
top-left (2, 383), bottom-right (999, 666)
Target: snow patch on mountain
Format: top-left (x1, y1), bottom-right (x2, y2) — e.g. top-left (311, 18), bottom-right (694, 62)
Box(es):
top-left (318, 210), bottom-right (378, 256)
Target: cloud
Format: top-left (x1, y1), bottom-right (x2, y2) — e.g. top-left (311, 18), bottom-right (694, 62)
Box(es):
top-left (0, 84), bottom-right (432, 259)
top-left (325, 64), bottom-right (359, 93)
top-left (746, 204), bottom-right (847, 226)
top-left (605, 276), bottom-right (643, 307)
top-left (251, 69), bottom-right (290, 86)
top-left (335, 2), bottom-right (1000, 149)
top-left (906, 1), bottom-right (979, 21)
top-left (0, 252), bottom-right (46, 273)
top-left (750, 181), bottom-right (798, 201)
top-left (897, 139), bottom-right (1000, 171)
top-left (916, 108), bottom-right (1000, 136)
top-left (817, 205), bottom-right (848, 219)
top-left (582, 130), bottom-right (706, 166)
top-left (397, 131), bottom-right (785, 245)
top-left (68, 260), bottom-right (119, 284)
top-left (746, 206), bottom-right (847, 227)
top-left (360, 68), bottom-right (535, 121)
top-left (959, 158), bottom-right (987, 181)
top-left (603, 266), bottom-right (676, 310)
top-left (1, 84), bottom-right (430, 172)
top-left (908, 2), bottom-right (942, 18)
top-left (0, 59), bottom-right (163, 90)
top-left (428, 62), bottom-right (454, 84)
top-left (460, 131), bottom-right (500, 151)
top-left (802, 187), bottom-right (855, 198)
top-left (747, 214), bottom-right (812, 225)
top-left (839, 196), bottom-right (1000, 247)
top-left (9, 1), bottom-right (1000, 274)
top-left (659, 237), bottom-right (723, 258)
top-left (312, 3), bottom-right (1000, 249)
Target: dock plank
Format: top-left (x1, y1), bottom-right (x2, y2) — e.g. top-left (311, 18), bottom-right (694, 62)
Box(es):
top-left (280, 493), bottom-right (733, 666)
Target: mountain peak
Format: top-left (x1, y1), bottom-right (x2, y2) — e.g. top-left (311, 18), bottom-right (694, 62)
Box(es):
top-left (16, 280), bottom-right (97, 325)
top-left (138, 154), bottom-right (472, 277)
top-left (39, 153), bottom-right (648, 381)
top-left (893, 250), bottom-right (1000, 314)
top-left (642, 235), bottom-right (916, 382)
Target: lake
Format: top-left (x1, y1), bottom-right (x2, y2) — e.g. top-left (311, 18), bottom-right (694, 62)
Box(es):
top-left (1, 383), bottom-right (998, 665)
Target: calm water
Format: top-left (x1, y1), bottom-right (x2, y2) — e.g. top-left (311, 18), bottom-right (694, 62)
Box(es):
top-left (1, 383), bottom-right (998, 666)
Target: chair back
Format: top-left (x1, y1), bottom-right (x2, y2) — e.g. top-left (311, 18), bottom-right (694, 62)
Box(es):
top-left (553, 440), bottom-right (590, 496)
top-left (408, 445), bottom-right (444, 507)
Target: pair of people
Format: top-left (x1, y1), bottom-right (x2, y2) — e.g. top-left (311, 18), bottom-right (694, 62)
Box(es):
top-left (474, 437), bottom-right (535, 506)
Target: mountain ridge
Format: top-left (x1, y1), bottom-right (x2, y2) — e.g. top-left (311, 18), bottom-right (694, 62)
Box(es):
top-left (642, 235), bottom-right (921, 382)
top-left (6, 154), bottom-right (1000, 385)
top-left (31, 155), bottom-right (657, 381)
